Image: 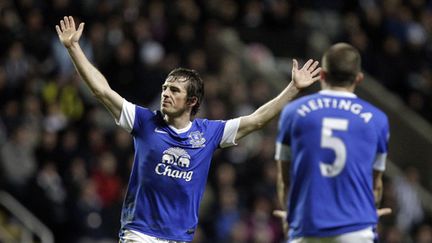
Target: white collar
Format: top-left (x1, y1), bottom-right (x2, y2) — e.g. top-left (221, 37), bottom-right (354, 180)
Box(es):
top-left (319, 89), bottom-right (357, 98)
top-left (169, 121), bottom-right (192, 134)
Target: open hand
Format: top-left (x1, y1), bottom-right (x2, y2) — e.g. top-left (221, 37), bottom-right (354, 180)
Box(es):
top-left (55, 16), bottom-right (84, 48)
top-left (291, 59), bottom-right (321, 89)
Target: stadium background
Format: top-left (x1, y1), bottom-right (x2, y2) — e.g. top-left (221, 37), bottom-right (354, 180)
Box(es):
top-left (1, 0), bottom-right (432, 242)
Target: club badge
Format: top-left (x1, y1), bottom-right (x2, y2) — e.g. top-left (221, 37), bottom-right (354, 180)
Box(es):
top-left (189, 131), bottom-right (206, 148)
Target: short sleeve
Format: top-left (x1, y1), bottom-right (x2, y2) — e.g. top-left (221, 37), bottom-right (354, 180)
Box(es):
top-left (276, 106), bottom-right (293, 146)
top-left (219, 118), bottom-right (240, 148)
top-left (115, 99), bottom-right (136, 133)
top-left (195, 119), bottom-right (227, 149)
top-left (275, 142), bottom-right (291, 161)
top-left (376, 117), bottom-right (390, 154)
top-left (115, 99), bottom-right (156, 134)
top-left (275, 106), bottom-right (294, 161)
top-left (374, 116), bottom-right (390, 171)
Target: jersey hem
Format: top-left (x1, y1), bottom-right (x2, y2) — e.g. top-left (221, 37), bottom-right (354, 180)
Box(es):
top-left (122, 225), bottom-right (193, 242)
top-left (290, 223), bottom-right (375, 239)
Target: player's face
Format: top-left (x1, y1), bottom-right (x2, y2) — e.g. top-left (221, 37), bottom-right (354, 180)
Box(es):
top-left (161, 77), bottom-right (190, 117)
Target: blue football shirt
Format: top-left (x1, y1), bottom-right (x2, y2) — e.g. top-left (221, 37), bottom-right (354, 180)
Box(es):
top-left (116, 100), bottom-right (239, 241)
top-left (275, 90), bottom-right (389, 239)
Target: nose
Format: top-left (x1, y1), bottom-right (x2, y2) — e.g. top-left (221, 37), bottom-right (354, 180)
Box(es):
top-left (162, 89), bottom-right (169, 97)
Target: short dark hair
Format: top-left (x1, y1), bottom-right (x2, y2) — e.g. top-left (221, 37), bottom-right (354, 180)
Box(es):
top-left (167, 68), bottom-right (204, 116)
top-left (322, 43), bottom-right (361, 87)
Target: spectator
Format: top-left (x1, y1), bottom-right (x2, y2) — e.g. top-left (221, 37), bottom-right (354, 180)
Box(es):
top-left (394, 166), bottom-right (424, 233)
top-left (1, 125), bottom-right (37, 199)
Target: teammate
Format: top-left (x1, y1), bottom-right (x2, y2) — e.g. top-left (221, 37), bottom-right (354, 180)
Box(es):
top-left (275, 43), bottom-right (391, 242)
top-left (55, 16), bottom-right (321, 242)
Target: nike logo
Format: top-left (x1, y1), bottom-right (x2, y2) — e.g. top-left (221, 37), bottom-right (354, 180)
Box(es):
top-left (154, 128), bottom-right (168, 134)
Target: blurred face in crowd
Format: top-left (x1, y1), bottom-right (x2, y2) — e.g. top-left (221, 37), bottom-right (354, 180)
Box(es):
top-left (161, 76), bottom-right (193, 118)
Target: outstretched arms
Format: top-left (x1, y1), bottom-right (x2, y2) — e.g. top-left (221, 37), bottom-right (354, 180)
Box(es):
top-left (235, 59), bottom-right (321, 141)
top-left (56, 16), bottom-right (123, 120)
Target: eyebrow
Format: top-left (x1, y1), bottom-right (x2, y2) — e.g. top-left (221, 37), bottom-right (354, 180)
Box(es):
top-left (162, 83), bottom-right (184, 91)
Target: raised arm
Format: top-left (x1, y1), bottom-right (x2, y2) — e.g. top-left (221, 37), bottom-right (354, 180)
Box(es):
top-left (55, 16), bottom-right (123, 120)
top-left (235, 59), bottom-right (321, 141)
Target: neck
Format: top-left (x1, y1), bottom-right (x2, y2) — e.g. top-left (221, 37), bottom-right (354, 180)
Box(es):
top-left (321, 83), bottom-right (356, 93)
top-left (163, 113), bottom-right (192, 129)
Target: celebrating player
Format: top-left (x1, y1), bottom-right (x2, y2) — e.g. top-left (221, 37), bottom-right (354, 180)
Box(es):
top-left (55, 16), bottom-right (321, 242)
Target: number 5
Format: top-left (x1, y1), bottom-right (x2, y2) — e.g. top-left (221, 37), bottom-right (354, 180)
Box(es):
top-left (320, 118), bottom-right (348, 177)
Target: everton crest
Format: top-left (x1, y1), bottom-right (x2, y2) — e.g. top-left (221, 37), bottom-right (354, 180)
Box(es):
top-left (189, 131), bottom-right (206, 148)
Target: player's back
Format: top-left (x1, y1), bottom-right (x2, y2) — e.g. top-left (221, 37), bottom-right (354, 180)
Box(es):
top-left (277, 90), bottom-right (389, 238)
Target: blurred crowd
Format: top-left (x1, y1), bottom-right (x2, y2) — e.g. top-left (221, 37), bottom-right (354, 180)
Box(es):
top-left (0, 0), bottom-right (431, 243)
top-left (234, 0), bottom-right (432, 121)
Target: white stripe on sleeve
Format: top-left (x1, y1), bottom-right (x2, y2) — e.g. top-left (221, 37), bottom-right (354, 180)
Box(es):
top-left (373, 153), bottom-right (387, 171)
top-left (220, 118), bottom-right (240, 148)
top-left (275, 142), bottom-right (291, 161)
top-left (115, 99), bottom-right (136, 133)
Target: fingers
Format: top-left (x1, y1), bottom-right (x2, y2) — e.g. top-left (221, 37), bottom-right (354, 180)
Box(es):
top-left (309, 60), bottom-right (319, 71)
top-left (78, 22), bottom-right (85, 33)
top-left (311, 67), bottom-right (322, 77)
top-left (55, 25), bottom-right (62, 35)
top-left (302, 59), bottom-right (314, 70)
top-left (311, 75), bottom-right (321, 83)
top-left (59, 16), bottom-right (77, 31)
top-left (60, 19), bottom-right (65, 31)
top-left (64, 16), bottom-right (70, 29)
top-left (310, 67), bottom-right (322, 83)
top-left (292, 59), bottom-right (298, 70)
top-left (294, 59), bottom-right (320, 73)
top-left (377, 208), bottom-right (392, 217)
top-left (273, 210), bottom-right (287, 219)
top-left (69, 16), bottom-right (75, 29)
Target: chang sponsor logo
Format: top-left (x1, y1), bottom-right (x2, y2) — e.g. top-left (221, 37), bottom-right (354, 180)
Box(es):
top-left (155, 147), bottom-right (193, 182)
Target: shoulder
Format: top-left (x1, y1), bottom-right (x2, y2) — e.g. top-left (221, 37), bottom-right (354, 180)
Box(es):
top-left (135, 105), bottom-right (163, 122)
top-left (357, 99), bottom-right (388, 120)
top-left (193, 118), bottom-right (226, 128)
top-left (192, 118), bottom-right (229, 136)
top-left (355, 98), bottom-right (389, 129)
top-left (135, 105), bottom-right (157, 115)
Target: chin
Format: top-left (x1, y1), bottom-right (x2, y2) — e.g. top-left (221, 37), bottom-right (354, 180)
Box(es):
top-left (161, 107), bottom-right (173, 116)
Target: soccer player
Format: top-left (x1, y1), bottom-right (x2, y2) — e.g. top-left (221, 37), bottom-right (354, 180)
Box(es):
top-left (55, 16), bottom-right (321, 242)
top-left (274, 43), bottom-right (391, 243)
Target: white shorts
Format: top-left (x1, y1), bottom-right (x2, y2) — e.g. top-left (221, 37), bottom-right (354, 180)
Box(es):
top-left (290, 227), bottom-right (374, 243)
top-left (119, 229), bottom-right (189, 243)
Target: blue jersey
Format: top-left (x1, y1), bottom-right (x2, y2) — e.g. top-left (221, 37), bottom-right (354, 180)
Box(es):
top-left (275, 90), bottom-right (389, 238)
top-left (117, 100), bottom-right (239, 241)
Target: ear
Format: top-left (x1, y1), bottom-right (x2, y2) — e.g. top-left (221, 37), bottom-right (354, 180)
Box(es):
top-left (355, 72), bottom-right (364, 85)
top-left (319, 70), bottom-right (327, 86)
top-left (187, 96), bottom-right (198, 108)
top-left (320, 70), bottom-right (326, 81)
